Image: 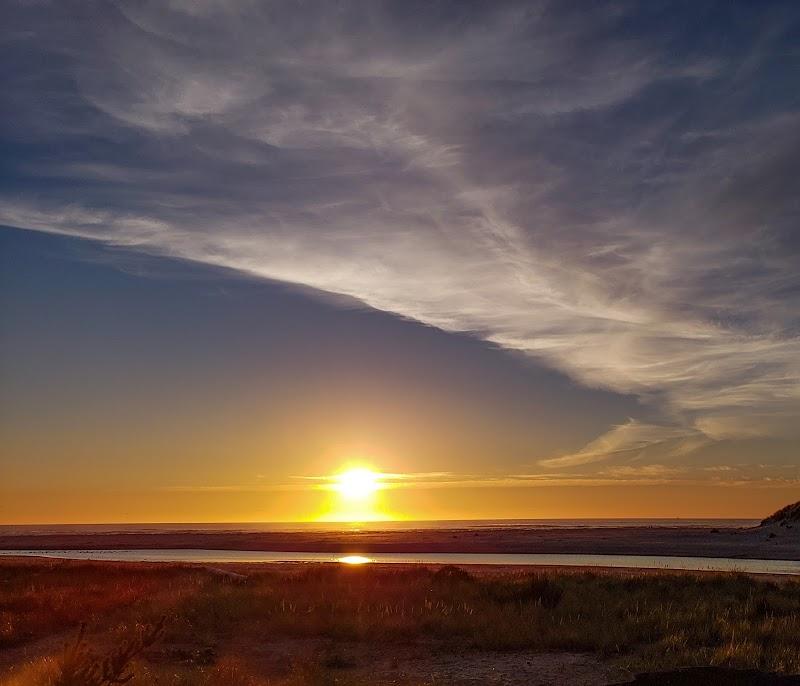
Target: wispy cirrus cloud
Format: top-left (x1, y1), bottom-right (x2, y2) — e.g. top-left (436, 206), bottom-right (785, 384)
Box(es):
top-left (2, 1), bottom-right (799, 478)
top-left (538, 420), bottom-right (711, 469)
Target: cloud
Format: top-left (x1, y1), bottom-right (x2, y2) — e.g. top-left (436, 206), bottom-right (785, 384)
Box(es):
top-left (2, 1), bottom-right (800, 472)
top-left (539, 420), bottom-right (710, 469)
top-left (293, 471), bottom-right (455, 490)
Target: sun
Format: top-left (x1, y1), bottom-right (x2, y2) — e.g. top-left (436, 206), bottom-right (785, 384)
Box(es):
top-left (334, 468), bottom-right (381, 501)
top-left (315, 465), bottom-right (398, 522)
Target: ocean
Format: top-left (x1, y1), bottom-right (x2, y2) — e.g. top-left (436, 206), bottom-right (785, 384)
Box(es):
top-left (0, 518), bottom-right (759, 536)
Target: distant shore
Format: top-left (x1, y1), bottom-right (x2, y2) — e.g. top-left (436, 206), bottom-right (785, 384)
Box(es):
top-left (1, 523), bottom-right (798, 560)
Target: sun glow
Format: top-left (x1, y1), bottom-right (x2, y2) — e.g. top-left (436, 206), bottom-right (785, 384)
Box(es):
top-left (334, 468), bottom-right (382, 501)
top-left (314, 465), bottom-right (397, 523)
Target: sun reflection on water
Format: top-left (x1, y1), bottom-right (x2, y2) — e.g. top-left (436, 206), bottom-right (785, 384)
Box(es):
top-left (337, 555), bottom-right (372, 565)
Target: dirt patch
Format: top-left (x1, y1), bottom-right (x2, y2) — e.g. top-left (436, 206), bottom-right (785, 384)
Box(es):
top-left (222, 638), bottom-right (629, 685)
top-left (616, 666), bottom-right (800, 685)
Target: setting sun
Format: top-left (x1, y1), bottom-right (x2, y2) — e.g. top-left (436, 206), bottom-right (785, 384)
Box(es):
top-left (316, 466), bottom-right (394, 522)
top-left (334, 468), bottom-right (382, 501)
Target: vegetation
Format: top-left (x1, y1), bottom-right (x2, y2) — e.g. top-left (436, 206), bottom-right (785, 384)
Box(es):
top-left (1, 560), bottom-right (799, 684)
top-left (0, 562), bottom-right (200, 649)
top-left (762, 501), bottom-right (800, 526)
top-left (54, 619), bottom-right (164, 686)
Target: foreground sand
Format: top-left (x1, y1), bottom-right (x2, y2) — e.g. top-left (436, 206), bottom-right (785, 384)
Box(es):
top-left (1, 523), bottom-right (798, 560)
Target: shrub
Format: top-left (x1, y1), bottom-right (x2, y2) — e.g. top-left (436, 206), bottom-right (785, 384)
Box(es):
top-left (52, 617), bottom-right (165, 686)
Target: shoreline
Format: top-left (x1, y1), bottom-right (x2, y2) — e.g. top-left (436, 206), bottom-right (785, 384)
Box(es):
top-left (1, 524), bottom-right (797, 560)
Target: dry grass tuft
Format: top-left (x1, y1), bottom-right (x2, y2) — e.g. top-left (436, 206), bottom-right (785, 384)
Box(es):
top-left (52, 618), bottom-right (165, 686)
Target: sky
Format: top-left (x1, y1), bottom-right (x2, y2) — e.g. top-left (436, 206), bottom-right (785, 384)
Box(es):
top-left (1, 1), bottom-right (799, 523)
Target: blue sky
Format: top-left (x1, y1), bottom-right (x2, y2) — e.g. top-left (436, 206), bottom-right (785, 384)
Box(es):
top-left (1, 1), bottom-right (799, 520)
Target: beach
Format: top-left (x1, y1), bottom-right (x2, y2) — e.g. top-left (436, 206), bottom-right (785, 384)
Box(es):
top-left (1, 523), bottom-right (798, 560)
top-left (3, 517), bottom-right (799, 683)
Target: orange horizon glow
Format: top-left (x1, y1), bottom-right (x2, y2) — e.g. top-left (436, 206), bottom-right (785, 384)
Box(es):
top-left (2, 482), bottom-right (797, 525)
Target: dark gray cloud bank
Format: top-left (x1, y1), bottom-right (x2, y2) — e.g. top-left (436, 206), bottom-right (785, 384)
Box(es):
top-left (2, 1), bottom-right (799, 475)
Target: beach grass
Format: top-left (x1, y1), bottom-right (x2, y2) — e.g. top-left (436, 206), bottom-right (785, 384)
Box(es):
top-left (1, 560), bottom-right (799, 684)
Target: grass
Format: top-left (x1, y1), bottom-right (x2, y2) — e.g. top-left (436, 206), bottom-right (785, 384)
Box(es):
top-left (0, 561), bottom-right (203, 649)
top-left (1, 560), bottom-right (799, 684)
